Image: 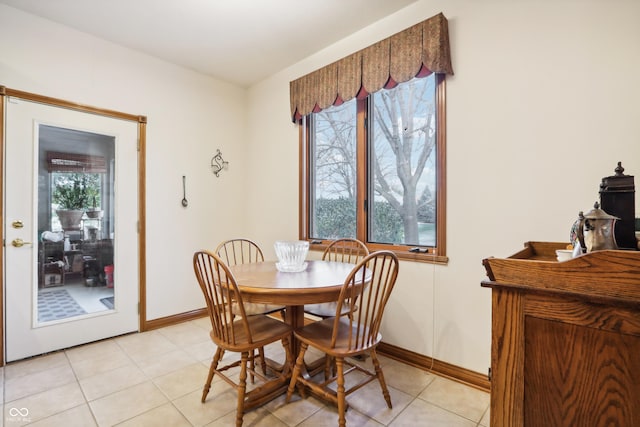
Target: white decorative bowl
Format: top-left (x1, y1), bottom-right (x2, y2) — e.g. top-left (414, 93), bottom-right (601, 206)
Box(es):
top-left (274, 240), bottom-right (309, 272)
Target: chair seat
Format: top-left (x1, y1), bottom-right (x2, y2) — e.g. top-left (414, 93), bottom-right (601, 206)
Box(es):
top-left (294, 317), bottom-right (381, 357)
top-left (304, 302), bottom-right (352, 318)
top-left (233, 302), bottom-right (285, 317)
top-left (211, 314), bottom-right (292, 352)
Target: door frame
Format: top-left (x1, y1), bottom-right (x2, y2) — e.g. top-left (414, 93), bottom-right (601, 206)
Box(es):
top-left (0, 85), bottom-right (148, 365)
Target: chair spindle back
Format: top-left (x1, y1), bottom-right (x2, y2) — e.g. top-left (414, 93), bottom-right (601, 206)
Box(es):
top-left (322, 238), bottom-right (370, 264)
top-left (333, 250), bottom-right (399, 351)
top-left (215, 238), bottom-right (264, 266)
top-left (193, 250), bottom-right (252, 347)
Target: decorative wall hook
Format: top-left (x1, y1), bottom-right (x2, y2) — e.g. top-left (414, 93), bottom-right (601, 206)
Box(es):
top-left (211, 149), bottom-right (229, 177)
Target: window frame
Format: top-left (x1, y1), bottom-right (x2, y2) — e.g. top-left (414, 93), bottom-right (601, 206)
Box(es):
top-left (299, 74), bottom-right (448, 264)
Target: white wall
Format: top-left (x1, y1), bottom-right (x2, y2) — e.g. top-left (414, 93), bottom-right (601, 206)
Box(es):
top-left (0, 5), bottom-right (249, 320)
top-left (246, 0), bottom-right (640, 374)
top-left (2, 0), bottom-right (639, 375)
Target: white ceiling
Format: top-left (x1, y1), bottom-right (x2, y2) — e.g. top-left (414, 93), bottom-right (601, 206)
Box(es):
top-left (1, 0), bottom-right (418, 87)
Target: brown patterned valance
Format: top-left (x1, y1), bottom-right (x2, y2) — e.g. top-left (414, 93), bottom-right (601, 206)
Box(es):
top-left (290, 12), bottom-right (453, 121)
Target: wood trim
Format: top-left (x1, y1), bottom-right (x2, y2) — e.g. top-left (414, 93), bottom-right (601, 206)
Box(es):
top-left (378, 341), bottom-right (490, 392)
top-left (3, 87), bottom-right (141, 122)
top-left (0, 87), bottom-right (6, 365)
top-left (143, 308), bottom-right (208, 331)
top-left (435, 74), bottom-right (447, 257)
top-left (138, 119), bottom-right (148, 331)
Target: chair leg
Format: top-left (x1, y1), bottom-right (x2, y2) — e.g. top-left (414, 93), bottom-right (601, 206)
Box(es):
top-left (370, 349), bottom-right (392, 408)
top-left (286, 342), bottom-right (308, 403)
top-left (236, 351), bottom-right (249, 427)
top-left (336, 357), bottom-right (347, 427)
top-left (257, 346), bottom-right (268, 374)
top-left (202, 347), bottom-right (223, 403)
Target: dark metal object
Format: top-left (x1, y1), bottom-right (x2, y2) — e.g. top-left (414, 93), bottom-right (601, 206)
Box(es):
top-left (599, 162), bottom-right (635, 249)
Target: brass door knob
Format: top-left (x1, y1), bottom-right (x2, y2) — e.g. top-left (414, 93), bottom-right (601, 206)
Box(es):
top-left (11, 238), bottom-right (32, 247)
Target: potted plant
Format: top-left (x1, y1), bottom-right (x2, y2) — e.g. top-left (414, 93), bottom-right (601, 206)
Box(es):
top-left (52, 173), bottom-right (101, 230)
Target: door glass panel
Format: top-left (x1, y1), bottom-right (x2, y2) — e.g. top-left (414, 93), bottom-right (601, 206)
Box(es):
top-left (37, 125), bottom-right (115, 323)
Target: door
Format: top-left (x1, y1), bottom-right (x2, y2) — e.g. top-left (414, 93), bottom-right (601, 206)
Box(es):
top-left (4, 96), bottom-right (140, 362)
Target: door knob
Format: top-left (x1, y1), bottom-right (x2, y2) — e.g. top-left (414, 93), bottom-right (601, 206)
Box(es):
top-left (11, 238), bottom-right (32, 247)
top-left (11, 220), bottom-right (24, 229)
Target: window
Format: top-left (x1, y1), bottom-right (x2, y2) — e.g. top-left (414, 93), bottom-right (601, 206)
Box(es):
top-left (301, 74), bottom-right (447, 263)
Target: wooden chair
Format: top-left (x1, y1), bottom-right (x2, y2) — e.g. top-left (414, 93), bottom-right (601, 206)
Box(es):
top-left (304, 238), bottom-right (369, 318)
top-left (193, 250), bottom-right (293, 427)
top-left (215, 238), bottom-right (286, 376)
top-left (286, 251), bottom-right (399, 427)
top-left (215, 238), bottom-right (286, 317)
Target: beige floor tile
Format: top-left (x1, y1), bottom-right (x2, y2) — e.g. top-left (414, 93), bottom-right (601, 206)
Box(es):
top-left (418, 376), bottom-right (490, 423)
top-left (79, 364), bottom-right (148, 401)
top-left (156, 322), bottom-right (211, 348)
top-left (298, 405), bottom-right (385, 427)
top-left (0, 321), bottom-right (492, 427)
top-left (5, 364), bottom-right (77, 402)
top-left (480, 404), bottom-right (490, 426)
top-left (205, 406), bottom-right (288, 427)
top-left (389, 398), bottom-right (477, 426)
top-left (135, 349), bottom-right (198, 378)
top-left (345, 381), bottom-right (414, 425)
top-left (26, 404), bottom-right (97, 427)
top-left (3, 382), bottom-right (86, 425)
top-left (88, 381), bottom-right (168, 426)
top-left (68, 348), bottom-right (133, 380)
top-left (263, 392), bottom-right (325, 426)
top-left (116, 402), bottom-right (191, 427)
top-left (153, 363), bottom-right (210, 400)
top-left (189, 317), bottom-right (211, 331)
top-left (172, 386), bottom-right (237, 426)
top-left (378, 357), bottom-right (437, 397)
top-left (115, 330), bottom-right (179, 363)
top-left (4, 352), bottom-right (69, 380)
top-left (182, 340), bottom-right (218, 363)
top-left (65, 338), bottom-right (122, 364)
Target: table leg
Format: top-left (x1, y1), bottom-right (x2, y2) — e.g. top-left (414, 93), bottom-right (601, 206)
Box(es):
top-left (285, 305), bottom-right (304, 357)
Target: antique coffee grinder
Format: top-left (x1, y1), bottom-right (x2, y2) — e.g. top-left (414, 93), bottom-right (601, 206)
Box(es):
top-left (599, 162), bottom-right (636, 250)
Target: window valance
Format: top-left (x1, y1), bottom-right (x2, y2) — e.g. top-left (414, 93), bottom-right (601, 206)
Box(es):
top-left (290, 12), bottom-right (453, 121)
top-left (47, 151), bottom-right (107, 173)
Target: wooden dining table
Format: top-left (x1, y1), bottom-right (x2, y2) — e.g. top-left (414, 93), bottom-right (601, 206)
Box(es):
top-left (227, 259), bottom-right (366, 357)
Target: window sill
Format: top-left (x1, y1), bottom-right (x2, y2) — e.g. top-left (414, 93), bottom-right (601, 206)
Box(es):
top-left (309, 242), bottom-right (448, 265)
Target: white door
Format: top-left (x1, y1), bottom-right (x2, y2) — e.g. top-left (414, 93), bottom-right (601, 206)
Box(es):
top-left (4, 96), bottom-right (139, 362)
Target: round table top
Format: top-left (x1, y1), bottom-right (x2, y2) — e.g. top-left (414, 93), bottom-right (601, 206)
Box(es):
top-left (228, 260), bottom-right (362, 305)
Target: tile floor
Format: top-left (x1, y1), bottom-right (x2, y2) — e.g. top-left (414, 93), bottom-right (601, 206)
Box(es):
top-left (1, 318), bottom-right (490, 426)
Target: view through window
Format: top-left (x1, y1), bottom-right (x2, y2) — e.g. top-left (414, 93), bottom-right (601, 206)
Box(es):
top-left (305, 73), bottom-right (446, 261)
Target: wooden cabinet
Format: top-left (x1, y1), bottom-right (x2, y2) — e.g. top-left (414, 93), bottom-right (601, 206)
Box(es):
top-left (482, 242), bottom-right (640, 427)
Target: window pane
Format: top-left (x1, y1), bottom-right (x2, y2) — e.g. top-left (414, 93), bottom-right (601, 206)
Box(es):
top-left (370, 75), bottom-right (436, 246)
top-left (310, 99), bottom-right (357, 239)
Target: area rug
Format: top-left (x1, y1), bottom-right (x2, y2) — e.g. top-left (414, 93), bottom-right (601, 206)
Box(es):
top-left (38, 289), bottom-right (87, 322)
top-left (100, 296), bottom-right (114, 310)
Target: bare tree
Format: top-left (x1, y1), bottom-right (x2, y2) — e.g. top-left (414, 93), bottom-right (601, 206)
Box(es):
top-left (371, 78), bottom-right (435, 243)
top-left (313, 76), bottom-right (436, 244)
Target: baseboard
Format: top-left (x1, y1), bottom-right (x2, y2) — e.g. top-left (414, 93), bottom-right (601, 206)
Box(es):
top-left (145, 310), bottom-right (490, 393)
top-left (377, 341), bottom-right (490, 392)
top-left (143, 308), bottom-right (208, 331)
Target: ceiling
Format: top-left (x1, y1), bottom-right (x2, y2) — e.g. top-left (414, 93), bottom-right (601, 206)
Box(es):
top-left (1, 0), bottom-right (418, 87)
